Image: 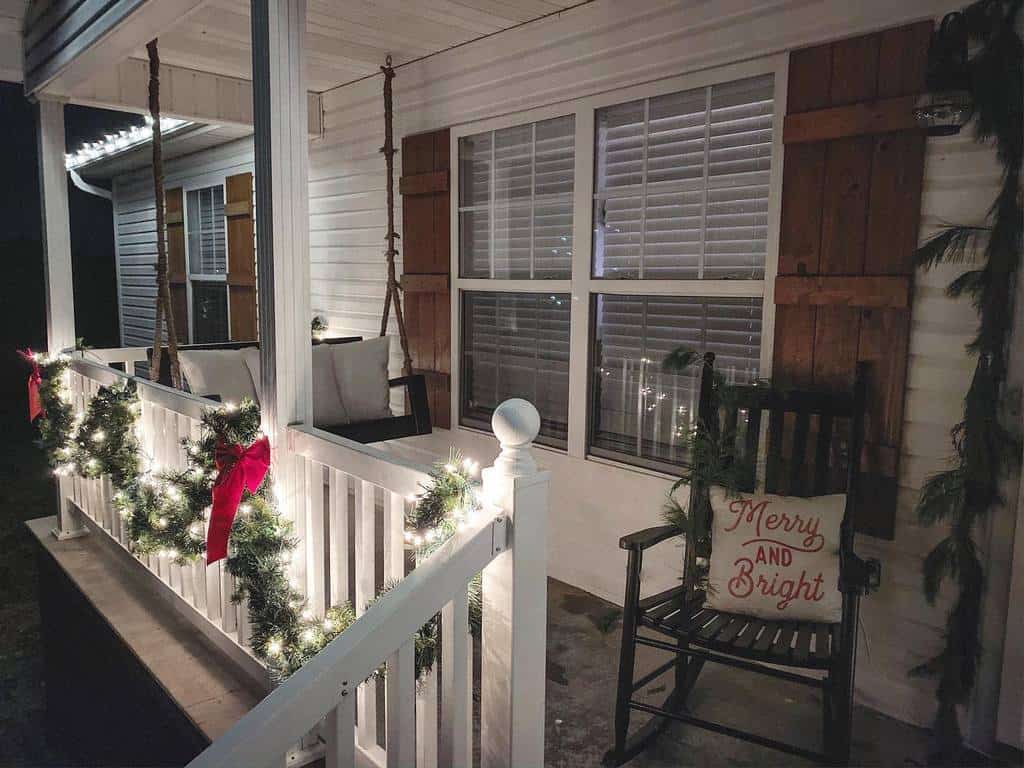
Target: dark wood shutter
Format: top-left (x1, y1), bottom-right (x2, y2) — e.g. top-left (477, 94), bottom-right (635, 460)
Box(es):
top-left (164, 187), bottom-right (189, 343)
top-left (225, 172), bottom-right (257, 342)
top-left (400, 129), bottom-right (451, 427)
top-left (776, 22), bottom-right (931, 539)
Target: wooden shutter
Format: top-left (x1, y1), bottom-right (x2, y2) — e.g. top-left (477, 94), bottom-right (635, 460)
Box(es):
top-left (401, 129), bottom-right (451, 428)
top-left (225, 172), bottom-right (257, 341)
top-left (165, 187), bottom-right (189, 342)
top-left (776, 22), bottom-right (931, 539)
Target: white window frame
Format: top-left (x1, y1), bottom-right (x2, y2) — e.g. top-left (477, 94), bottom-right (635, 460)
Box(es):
top-left (182, 175), bottom-right (231, 344)
top-left (449, 54), bottom-right (787, 475)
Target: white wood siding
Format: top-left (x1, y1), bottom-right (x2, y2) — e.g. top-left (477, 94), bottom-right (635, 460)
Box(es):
top-left (853, 129), bottom-right (999, 727)
top-left (112, 136), bottom-right (254, 348)
top-left (105, 0), bottom-right (1006, 732)
top-left (308, 0), bottom-right (990, 732)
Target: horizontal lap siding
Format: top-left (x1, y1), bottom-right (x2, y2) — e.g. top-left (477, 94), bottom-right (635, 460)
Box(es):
top-left (854, 129), bottom-right (999, 727)
top-left (112, 137), bottom-right (255, 348)
top-left (310, 0), bottom-right (978, 731)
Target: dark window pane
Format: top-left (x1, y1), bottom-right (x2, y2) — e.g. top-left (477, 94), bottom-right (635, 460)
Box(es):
top-left (461, 291), bottom-right (570, 448)
top-left (593, 74), bottom-right (773, 279)
top-left (186, 185), bottom-right (226, 275)
top-left (459, 117), bottom-right (574, 279)
top-left (192, 283), bottom-right (229, 343)
top-left (589, 294), bottom-right (762, 471)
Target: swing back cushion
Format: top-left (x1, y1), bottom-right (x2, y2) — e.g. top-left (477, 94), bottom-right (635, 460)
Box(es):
top-left (178, 338), bottom-right (393, 426)
top-left (705, 487), bottom-right (844, 623)
top-left (178, 349), bottom-right (258, 404)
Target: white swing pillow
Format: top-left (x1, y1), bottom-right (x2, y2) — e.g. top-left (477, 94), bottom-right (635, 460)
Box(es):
top-left (705, 487), bottom-right (845, 623)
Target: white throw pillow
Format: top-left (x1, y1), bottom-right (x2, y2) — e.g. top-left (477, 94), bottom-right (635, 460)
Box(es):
top-left (312, 344), bottom-right (349, 427)
top-left (178, 349), bottom-right (258, 405)
top-left (240, 346), bottom-right (261, 396)
top-left (330, 337), bottom-right (393, 423)
top-left (705, 487), bottom-right (844, 623)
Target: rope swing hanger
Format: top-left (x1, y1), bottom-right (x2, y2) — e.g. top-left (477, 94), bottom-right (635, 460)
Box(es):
top-left (379, 55), bottom-right (413, 377)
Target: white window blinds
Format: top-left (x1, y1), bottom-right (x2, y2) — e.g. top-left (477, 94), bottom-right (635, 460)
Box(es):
top-left (591, 294), bottom-right (763, 469)
top-left (593, 74), bottom-right (774, 279)
top-left (186, 185), bottom-right (227, 276)
top-left (459, 115), bottom-right (575, 279)
top-left (461, 291), bottom-right (571, 447)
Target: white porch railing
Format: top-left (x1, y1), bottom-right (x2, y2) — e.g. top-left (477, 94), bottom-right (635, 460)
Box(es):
top-left (62, 351), bottom-right (549, 768)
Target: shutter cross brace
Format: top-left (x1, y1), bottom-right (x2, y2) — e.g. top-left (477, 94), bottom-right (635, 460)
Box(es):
top-left (379, 55), bottom-right (413, 376)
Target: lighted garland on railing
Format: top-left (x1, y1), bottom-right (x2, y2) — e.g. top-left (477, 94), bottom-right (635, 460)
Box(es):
top-left (25, 360), bottom-right (486, 683)
top-left (397, 449), bottom-right (485, 677)
top-left (21, 352), bottom-right (75, 469)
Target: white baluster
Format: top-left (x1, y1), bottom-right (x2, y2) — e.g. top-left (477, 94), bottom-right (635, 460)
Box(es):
top-left (355, 479), bottom-right (377, 752)
top-left (325, 684), bottom-right (356, 768)
top-left (305, 458), bottom-right (326, 616)
top-left (328, 469), bottom-right (350, 608)
top-left (417, 665), bottom-right (439, 768)
top-left (386, 638), bottom-right (416, 768)
top-left (440, 590), bottom-right (472, 767)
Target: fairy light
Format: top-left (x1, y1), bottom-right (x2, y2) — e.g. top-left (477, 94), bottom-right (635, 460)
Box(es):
top-left (92, 429), bottom-right (106, 443)
top-left (323, 617), bottom-right (335, 632)
top-left (64, 118), bottom-right (191, 170)
top-left (156, 516), bottom-right (168, 529)
top-left (266, 637), bottom-right (283, 657)
top-left (86, 458), bottom-right (99, 471)
top-left (223, 401), bottom-right (238, 413)
top-left (301, 628), bottom-right (316, 644)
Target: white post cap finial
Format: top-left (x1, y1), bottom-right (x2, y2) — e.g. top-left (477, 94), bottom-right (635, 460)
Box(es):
top-left (490, 398), bottom-right (541, 477)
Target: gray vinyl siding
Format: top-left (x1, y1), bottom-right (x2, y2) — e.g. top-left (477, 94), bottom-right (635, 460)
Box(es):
top-left (111, 136), bottom-right (254, 349)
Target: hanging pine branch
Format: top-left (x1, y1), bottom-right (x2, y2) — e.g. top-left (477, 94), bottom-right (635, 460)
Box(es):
top-left (910, 1), bottom-right (1023, 761)
top-left (147, 39), bottom-right (182, 389)
top-left (378, 55), bottom-right (414, 377)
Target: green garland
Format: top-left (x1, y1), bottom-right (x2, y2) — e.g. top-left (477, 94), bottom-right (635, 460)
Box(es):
top-left (401, 449), bottom-right (485, 675)
top-left (30, 354), bottom-right (75, 469)
top-left (910, 0), bottom-right (1023, 759)
top-left (27, 360), bottom-right (481, 683)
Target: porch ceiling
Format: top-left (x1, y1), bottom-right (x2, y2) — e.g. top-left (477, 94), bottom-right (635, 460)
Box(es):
top-left (137, 0), bottom-right (589, 93)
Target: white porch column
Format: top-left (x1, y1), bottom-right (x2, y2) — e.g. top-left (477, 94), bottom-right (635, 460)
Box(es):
top-left (251, 0), bottom-right (313, 592)
top-left (36, 98), bottom-right (76, 354)
top-left (37, 97), bottom-right (84, 540)
top-left (480, 399), bottom-right (549, 767)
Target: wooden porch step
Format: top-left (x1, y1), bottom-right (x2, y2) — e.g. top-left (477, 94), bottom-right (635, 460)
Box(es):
top-left (27, 516), bottom-right (266, 755)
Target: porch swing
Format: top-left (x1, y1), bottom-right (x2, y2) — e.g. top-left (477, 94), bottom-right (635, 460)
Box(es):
top-left (148, 56), bottom-right (431, 444)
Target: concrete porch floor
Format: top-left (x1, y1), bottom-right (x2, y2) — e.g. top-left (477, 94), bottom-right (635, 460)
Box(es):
top-left (543, 579), bottom-right (932, 767)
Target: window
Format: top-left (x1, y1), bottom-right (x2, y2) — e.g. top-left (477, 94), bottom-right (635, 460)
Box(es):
top-left (454, 63), bottom-right (779, 474)
top-left (185, 184), bottom-right (229, 342)
top-left (459, 116), bottom-right (575, 279)
top-left (461, 291), bottom-right (570, 448)
top-left (191, 283), bottom-right (229, 343)
top-left (590, 295), bottom-right (763, 470)
top-left (593, 75), bottom-right (774, 279)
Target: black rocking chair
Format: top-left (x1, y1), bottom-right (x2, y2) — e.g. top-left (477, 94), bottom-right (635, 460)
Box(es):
top-left (606, 353), bottom-right (881, 766)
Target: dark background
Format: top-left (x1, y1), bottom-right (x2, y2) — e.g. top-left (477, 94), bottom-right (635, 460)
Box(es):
top-left (0, 79), bottom-right (136, 765)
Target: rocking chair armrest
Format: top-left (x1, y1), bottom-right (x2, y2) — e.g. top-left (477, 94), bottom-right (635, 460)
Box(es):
top-left (839, 551), bottom-right (882, 595)
top-left (619, 525), bottom-right (680, 552)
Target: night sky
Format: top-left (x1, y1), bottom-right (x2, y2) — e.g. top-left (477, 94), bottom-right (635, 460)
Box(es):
top-left (1, 80), bottom-right (141, 419)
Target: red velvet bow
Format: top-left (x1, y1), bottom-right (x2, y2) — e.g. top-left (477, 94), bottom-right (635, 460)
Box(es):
top-left (18, 349), bottom-right (45, 422)
top-left (207, 436), bottom-right (271, 565)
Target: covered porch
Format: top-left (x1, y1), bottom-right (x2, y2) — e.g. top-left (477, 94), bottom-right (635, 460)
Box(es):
top-left (12, 0), bottom-right (1024, 766)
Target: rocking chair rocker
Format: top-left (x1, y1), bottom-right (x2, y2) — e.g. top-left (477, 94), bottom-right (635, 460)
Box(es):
top-left (605, 353), bottom-right (881, 766)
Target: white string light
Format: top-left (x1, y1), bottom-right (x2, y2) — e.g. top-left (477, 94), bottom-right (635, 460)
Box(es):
top-left (64, 118), bottom-right (191, 170)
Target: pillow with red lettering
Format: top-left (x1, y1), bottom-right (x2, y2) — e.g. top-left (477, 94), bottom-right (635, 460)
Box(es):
top-left (705, 487), bottom-right (844, 623)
